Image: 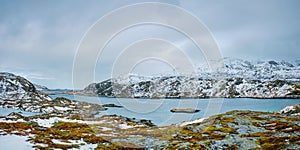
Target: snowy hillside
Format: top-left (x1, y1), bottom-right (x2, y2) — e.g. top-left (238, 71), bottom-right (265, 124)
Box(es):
top-left (198, 57), bottom-right (300, 81)
top-left (0, 72), bottom-right (52, 101)
top-left (0, 72), bottom-right (106, 114)
top-left (80, 58), bottom-right (300, 98)
top-left (34, 83), bottom-right (49, 91)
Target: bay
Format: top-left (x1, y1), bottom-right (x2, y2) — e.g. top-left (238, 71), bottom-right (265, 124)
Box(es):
top-left (51, 94), bottom-right (300, 126)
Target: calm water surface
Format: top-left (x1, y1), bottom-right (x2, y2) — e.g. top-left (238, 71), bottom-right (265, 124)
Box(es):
top-left (50, 94), bottom-right (300, 126)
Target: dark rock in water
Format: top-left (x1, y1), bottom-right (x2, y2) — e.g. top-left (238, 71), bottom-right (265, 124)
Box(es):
top-left (102, 104), bottom-right (123, 108)
top-left (139, 119), bottom-right (155, 127)
top-left (170, 108), bottom-right (200, 113)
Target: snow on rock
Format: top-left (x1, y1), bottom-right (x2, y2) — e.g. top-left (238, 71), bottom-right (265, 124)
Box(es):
top-left (0, 72), bottom-right (52, 101)
top-left (0, 72), bottom-right (106, 115)
top-left (81, 76), bottom-right (300, 98)
top-left (278, 104), bottom-right (300, 115)
top-left (79, 58), bottom-right (300, 98)
top-left (179, 118), bottom-right (205, 127)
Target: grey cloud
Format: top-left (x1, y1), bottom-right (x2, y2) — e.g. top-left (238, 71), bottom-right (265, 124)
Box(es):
top-left (0, 0), bottom-right (299, 88)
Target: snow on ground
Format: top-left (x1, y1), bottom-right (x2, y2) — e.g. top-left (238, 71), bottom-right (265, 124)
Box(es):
top-left (54, 106), bottom-right (71, 111)
top-left (33, 117), bottom-right (110, 128)
top-left (179, 118), bottom-right (205, 127)
top-left (52, 138), bottom-right (98, 150)
top-left (0, 118), bottom-right (25, 123)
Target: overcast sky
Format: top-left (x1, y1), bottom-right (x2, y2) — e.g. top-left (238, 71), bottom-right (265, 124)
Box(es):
top-left (1, 0), bottom-right (300, 89)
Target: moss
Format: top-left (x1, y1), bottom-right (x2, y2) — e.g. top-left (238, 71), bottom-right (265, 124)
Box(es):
top-left (263, 120), bottom-right (300, 132)
top-left (219, 117), bottom-right (237, 126)
top-left (187, 143), bottom-right (206, 149)
top-left (251, 116), bottom-right (266, 121)
top-left (257, 137), bottom-right (289, 149)
top-left (33, 145), bottom-right (51, 150)
top-left (203, 126), bottom-right (237, 134)
top-left (165, 144), bottom-right (179, 150)
top-left (105, 141), bottom-right (144, 150)
top-left (285, 116), bottom-right (300, 121)
top-left (290, 135), bottom-right (300, 143)
top-left (84, 135), bottom-right (106, 144)
top-left (252, 122), bottom-right (262, 127)
top-left (293, 84), bottom-right (300, 89)
top-left (209, 133), bottom-right (226, 140)
top-left (96, 144), bottom-right (118, 150)
top-left (260, 143), bottom-right (279, 149)
top-left (242, 131), bottom-right (274, 137)
top-left (0, 122), bottom-right (35, 135)
top-left (288, 89), bottom-right (300, 95)
top-left (29, 121), bottom-right (109, 149)
top-left (50, 143), bottom-right (80, 149)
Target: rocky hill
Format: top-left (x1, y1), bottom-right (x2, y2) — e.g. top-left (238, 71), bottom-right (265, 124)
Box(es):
top-left (79, 58), bottom-right (300, 98)
top-left (0, 72), bottom-right (51, 101)
top-left (198, 57), bottom-right (300, 81)
top-left (0, 72), bottom-right (105, 115)
top-left (33, 83), bottom-right (49, 91)
top-left (279, 104), bottom-right (300, 115)
top-left (79, 76), bottom-right (300, 98)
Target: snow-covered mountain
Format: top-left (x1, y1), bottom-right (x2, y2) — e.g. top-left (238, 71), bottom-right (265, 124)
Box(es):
top-left (0, 72), bottom-right (52, 101)
top-left (200, 57), bottom-right (300, 81)
top-left (80, 58), bottom-right (300, 98)
top-left (0, 72), bottom-right (106, 114)
top-left (33, 83), bottom-right (49, 91)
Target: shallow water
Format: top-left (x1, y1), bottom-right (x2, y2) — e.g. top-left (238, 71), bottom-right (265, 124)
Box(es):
top-left (51, 94), bottom-right (300, 126)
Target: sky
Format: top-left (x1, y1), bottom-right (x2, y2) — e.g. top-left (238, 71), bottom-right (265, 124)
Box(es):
top-left (0, 0), bottom-right (300, 89)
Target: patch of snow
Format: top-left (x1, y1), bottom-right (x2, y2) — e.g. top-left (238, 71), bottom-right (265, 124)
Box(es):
top-left (179, 118), bottom-right (205, 127)
top-left (54, 106), bottom-right (71, 111)
top-left (279, 105), bottom-right (296, 114)
top-left (0, 118), bottom-right (26, 123)
top-left (33, 117), bottom-right (109, 128)
top-left (118, 123), bottom-right (133, 129)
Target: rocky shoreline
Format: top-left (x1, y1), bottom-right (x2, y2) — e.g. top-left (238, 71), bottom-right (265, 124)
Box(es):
top-left (0, 104), bottom-right (299, 149)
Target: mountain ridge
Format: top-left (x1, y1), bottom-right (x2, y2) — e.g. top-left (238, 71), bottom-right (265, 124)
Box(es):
top-left (79, 58), bottom-right (300, 98)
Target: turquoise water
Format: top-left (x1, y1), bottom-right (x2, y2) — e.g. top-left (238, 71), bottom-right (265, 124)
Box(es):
top-left (51, 94), bottom-right (300, 126)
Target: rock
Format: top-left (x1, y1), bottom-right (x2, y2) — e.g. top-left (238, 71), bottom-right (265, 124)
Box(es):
top-left (102, 104), bottom-right (123, 108)
top-left (139, 119), bottom-right (155, 127)
top-left (7, 112), bottom-right (24, 119)
top-left (0, 72), bottom-right (52, 101)
top-left (170, 108), bottom-right (200, 113)
top-left (0, 72), bottom-right (53, 113)
top-left (278, 104), bottom-right (300, 115)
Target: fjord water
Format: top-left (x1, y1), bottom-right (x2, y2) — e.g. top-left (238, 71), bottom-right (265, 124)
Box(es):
top-left (50, 94), bottom-right (300, 126)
